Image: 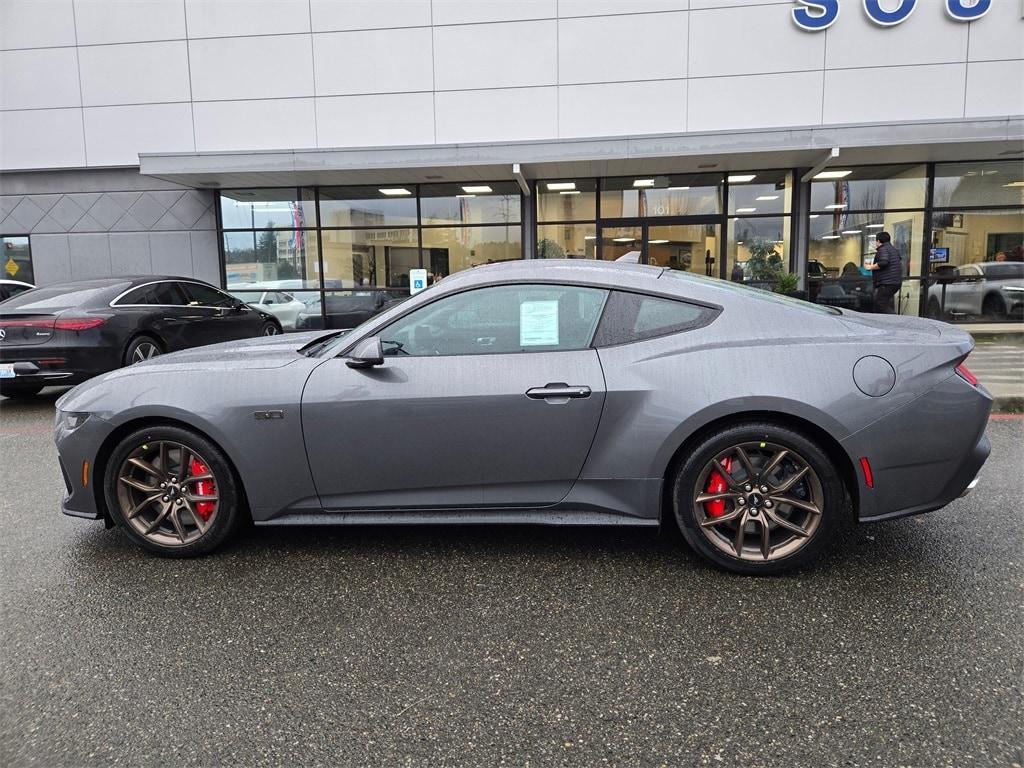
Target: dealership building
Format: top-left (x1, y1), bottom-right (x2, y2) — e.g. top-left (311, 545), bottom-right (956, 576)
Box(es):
top-left (1, 0), bottom-right (1022, 326)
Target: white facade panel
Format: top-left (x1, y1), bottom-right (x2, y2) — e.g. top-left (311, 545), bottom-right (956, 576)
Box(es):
top-left (84, 104), bottom-right (195, 166)
top-left (558, 12), bottom-right (688, 85)
top-left (824, 64), bottom-right (967, 124)
top-left (310, 0), bottom-right (432, 31)
top-left (967, 2), bottom-right (1024, 62)
top-left (193, 98), bottom-right (316, 151)
top-left (189, 35), bottom-right (314, 101)
top-left (432, 0), bottom-right (555, 25)
top-left (690, 0), bottom-right (790, 7)
top-left (824, 5), bottom-right (968, 69)
top-left (78, 41), bottom-right (191, 107)
top-left (434, 20), bottom-right (557, 90)
top-left (690, 5), bottom-right (825, 78)
top-left (184, 0), bottom-right (310, 38)
top-left (559, 79), bottom-right (686, 138)
top-left (314, 28), bottom-right (433, 96)
top-left (317, 92), bottom-right (435, 147)
top-left (74, 0), bottom-right (187, 45)
top-left (688, 71), bottom-right (823, 132)
top-left (435, 87), bottom-right (557, 143)
top-left (965, 60), bottom-right (1024, 118)
top-left (0, 47), bottom-right (80, 110)
top-left (558, 0), bottom-right (687, 17)
top-left (0, 109), bottom-right (85, 169)
top-left (0, 0), bottom-right (76, 50)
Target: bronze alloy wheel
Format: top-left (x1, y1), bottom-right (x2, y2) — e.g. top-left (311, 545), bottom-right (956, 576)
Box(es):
top-left (693, 441), bottom-right (824, 562)
top-left (115, 440), bottom-right (220, 547)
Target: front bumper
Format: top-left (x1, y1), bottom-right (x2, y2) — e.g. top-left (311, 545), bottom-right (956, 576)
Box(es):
top-left (55, 412), bottom-right (113, 521)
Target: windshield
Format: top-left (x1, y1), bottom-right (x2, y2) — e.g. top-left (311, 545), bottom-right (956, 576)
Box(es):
top-left (662, 270), bottom-right (841, 315)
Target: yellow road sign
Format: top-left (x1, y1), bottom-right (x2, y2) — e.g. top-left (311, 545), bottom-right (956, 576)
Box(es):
top-left (4, 257), bottom-right (18, 277)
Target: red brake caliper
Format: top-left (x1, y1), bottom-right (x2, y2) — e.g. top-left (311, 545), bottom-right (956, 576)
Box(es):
top-left (189, 457), bottom-right (216, 520)
top-left (704, 457), bottom-right (733, 517)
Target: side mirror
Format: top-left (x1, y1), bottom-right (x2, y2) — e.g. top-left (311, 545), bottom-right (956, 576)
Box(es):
top-left (231, 299), bottom-right (247, 311)
top-left (345, 336), bottom-right (384, 368)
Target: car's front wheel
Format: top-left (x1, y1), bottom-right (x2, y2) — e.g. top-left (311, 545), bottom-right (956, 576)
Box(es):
top-left (260, 321), bottom-right (281, 336)
top-left (104, 425), bottom-right (243, 556)
top-left (672, 423), bottom-right (843, 575)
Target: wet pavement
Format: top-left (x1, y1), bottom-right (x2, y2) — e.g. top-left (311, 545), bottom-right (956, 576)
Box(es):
top-left (1, 391), bottom-right (1022, 767)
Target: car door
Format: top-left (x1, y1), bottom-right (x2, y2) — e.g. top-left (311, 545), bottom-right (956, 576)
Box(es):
top-left (179, 281), bottom-right (261, 345)
top-left (948, 264), bottom-right (982, 315)
top-left (301, 283), bottom-right (609, 511)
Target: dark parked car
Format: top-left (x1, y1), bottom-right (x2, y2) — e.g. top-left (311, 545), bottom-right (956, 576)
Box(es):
top-left (0, 276), bottom-right (281, 398)
top-left (295, 290), bottom-right (408, 330)
top-left (54, 260), bottom-right (990, 575)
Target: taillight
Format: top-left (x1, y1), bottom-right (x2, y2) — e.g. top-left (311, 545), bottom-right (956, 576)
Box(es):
top-left (53, 318), bottom-right (106, 331)
top-left (955, 362), bottom-right (979, 387)
top-left (0, 318), bottom-right (54, 329)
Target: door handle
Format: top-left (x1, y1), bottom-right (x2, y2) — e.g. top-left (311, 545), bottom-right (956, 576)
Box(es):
top-left (526, 383), bottom-right (591, 400)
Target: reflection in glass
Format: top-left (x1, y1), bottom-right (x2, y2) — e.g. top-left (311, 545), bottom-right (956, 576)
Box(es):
top-left (537, 178), bottom-right (598, 222)
top-left (421, 225), bottom-right (522, 277)
top-left (810, 165), bottom-right (926, 212)
top-left (220, 188), bottom-right (316, 230)
top-left (420, 182), bottom-right (521, 225)
top-left (600, 226), bottom-right (642, 263)
top-left (319, 186), bottom-right (418, 228)
top-left (0, 235), bottom-right (33, 283)
top-left (321, 228), bottom-right (418, 289)
top-left (933, 161), bottom-right (1024, 209)
top-left (537, 224), bottom-right (596, 259)
top-left (727, 217), bottom-right (790, 285)
top-left (295, 290), bottom-right (408, 331)
top-left (223, 229), bottom-right (319, 290)
top-left (647, 224), bottom-right (720, 276)
top-left (728, 170), bottom-right (791, 216)
top-left (601, 174), bottom-right (721, 218)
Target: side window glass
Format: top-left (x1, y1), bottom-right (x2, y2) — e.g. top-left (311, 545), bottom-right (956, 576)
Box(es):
top-left (182, 282), bottom-right (233, 308)
top-left (593, 291), bottom-right (715, 347)
top-left (379, 284), bottom-right (608, 357)
top-left (149, 282), bottom-right (186, 305)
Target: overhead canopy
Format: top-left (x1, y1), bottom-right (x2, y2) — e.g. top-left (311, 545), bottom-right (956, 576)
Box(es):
top-left (139, 117), bottom-right (1024, 190)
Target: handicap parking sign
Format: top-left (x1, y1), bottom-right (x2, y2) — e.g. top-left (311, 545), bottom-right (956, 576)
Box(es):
top-left (409, 268), bottom-right (428, 295)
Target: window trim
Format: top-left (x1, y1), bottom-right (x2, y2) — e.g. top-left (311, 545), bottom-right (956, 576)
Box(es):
top-left (591, 289), bottom-right (722, 349)
top-left (109, 279), bottom-right (234, 310)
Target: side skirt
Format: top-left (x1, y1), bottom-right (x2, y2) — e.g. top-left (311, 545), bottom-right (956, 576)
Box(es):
top-left (256, 510), bottom-right (660, 527)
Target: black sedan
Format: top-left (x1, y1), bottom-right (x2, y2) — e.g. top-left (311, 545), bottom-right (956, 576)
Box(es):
top-left (0, 276), bottom-right (281, 398)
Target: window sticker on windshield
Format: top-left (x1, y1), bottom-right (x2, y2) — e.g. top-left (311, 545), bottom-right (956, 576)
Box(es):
top-left (520, 300), bottom-right (559, 346)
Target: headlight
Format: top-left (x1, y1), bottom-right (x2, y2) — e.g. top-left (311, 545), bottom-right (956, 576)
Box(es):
top-left (999, 285), bottom-right (1024, 293)
top-left (57, 411), bottom-right (91, 431)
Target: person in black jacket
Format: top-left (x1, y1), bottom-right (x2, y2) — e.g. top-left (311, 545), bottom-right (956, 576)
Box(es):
top-left (865, 231), bottom-right (903, 314)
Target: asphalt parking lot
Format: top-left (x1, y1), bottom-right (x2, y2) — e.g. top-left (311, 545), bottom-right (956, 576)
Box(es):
top-left (1, 392), bottom-right (1022, 767)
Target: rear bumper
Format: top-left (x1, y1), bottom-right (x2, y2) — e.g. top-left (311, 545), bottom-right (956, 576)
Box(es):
top-left (843, 373), bottom-right (993, 523)
top-left (0, 343), bottom-right (116, 386)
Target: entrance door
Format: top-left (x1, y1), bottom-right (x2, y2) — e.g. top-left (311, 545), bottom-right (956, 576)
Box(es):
top-left (598, 219), bottom-right (721, 276)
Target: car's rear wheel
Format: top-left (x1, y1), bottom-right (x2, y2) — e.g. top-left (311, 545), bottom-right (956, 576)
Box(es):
top-left (0, 382), bottom-right (43, 398)
top-left (260, 321), bottom-right (281, 336)
top-left (672, 423), bottom-right (843, 575)
top-left (124, 335), bottom-right (162, 366)
top-left (982, 294), bottom-right (1007, 321)
top-left (104, 425), bottom-right (242, 556)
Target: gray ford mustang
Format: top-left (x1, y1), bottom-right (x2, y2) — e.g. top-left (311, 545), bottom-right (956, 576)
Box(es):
top-left (54, 260), bottom-right (991, 574)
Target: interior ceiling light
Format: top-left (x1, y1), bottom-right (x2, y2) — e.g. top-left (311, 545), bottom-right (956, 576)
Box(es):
top-left (825, 203), bottom-right (847, 209)
top-left (648, 239), bottom-right (669, 244)
top-left (756, 195), bottom-right (779, 201)
top-left (822, 235), bottom-right (841, 240)
top-left (612, 237), bottom-right (635, 242)
top-left (867, 223), bottom-right (885, 228)
top-left (809, 214), bottom-right (820, 219)
top-left (814, 170), bottom-right (853, 180)
top-left (547, 182), bottom-right (576, 191)
top-left (455, 194), bottom-right (476, 198)
top-left (379, 188), bottom-right (411, 196)
top-left (461, 185), bottom-right (492, 193)
top-left (728, 174), bottom-right (756, 183)
top-left (559, 190), bottom-right (581, 195)
top-left (736, 207), bottom-right (757, 213)
top-left (633, 179), bottom-right (655, 188)
top-left (584, 235), bottom-right (597, 239)
top-left (668, 186), bottom-right (690, 191)
top-left (1003, 181), bottom-right (1024, 187)
top-left (841, 229), bottom-right (862, 235)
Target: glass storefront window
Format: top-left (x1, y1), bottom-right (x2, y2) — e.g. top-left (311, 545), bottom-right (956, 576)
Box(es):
top-left (647, 223), bottom-right (720, 275)
top-left (537, 224), bottom-right (596, 259)
top-left (314, 290), bottom-right (409, 331)
top-left (537, 178), bottom-right (597, 222)
top-left (728, 170), bottom-right (791, 216)
top-left (933, 161), bottom-right (1024, 209)
top-left (1, 235), bottom-right (33, 284)
top-left (220, 188), bottom-right (317, 230)
top-left (599, 226), bottom-right (642, 262)
top-left (810, 164), bottom-right (926, 212)
top-left (421, 225), bottom-right (522, 277)
top-left (727, 217), bottom-right (791, 286)
top-left (319, 186), bottom-right (418, 228)
top-left (321, 227), bottom-right (418, 289)
top-left (601, 174), bottom-right (720, 218)
top-left (223, 229), bottom-right (319, 290)
top-left (420, 181), bottom-right (521, 226)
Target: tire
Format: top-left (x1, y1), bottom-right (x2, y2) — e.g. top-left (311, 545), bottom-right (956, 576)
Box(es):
top-left (0, 382), bottom-right (43, 398)
top-left (103, 425), bottom-right (243, 557)
top-left (260, 321), bottom-right (281, 337)
top-left (123, 334), bottom-right (162, 366)
top-left (671, 422), bottom-right (844, 576)
top-left (981, 294), bottom-right (1007, 321)
top-left (926, 297), bottom-right (945, 320)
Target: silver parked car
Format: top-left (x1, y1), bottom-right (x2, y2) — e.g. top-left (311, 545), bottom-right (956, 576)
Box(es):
top-left (927, 261), bottom-right (1024, 320)
top-left (53, 260), bottom-right (991, 574)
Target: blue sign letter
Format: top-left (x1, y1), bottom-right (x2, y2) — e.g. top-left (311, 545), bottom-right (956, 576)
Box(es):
top-left (792, 0), bottom-right (839, 31)
top-left (945, 0), bottom-right (991, 21)
top-left (863, 0), bottom-right (917, 26)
